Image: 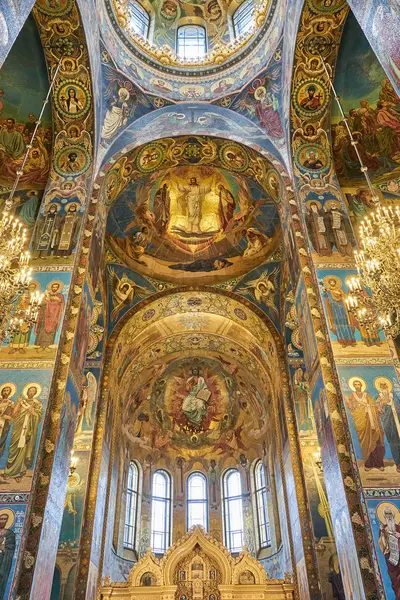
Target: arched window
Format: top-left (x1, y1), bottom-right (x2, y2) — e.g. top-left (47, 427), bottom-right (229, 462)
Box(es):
top-left (232, 0), bottom-right (254, 37)
top-left (124, 461), bottom-right (140, 549)
top-left (222, 469), bottom-right (244, 553)
top-left (254, 460), bottom-right (271, 549)
top-left (128, 0), bottom-right (150, 38)
top-left (177, 25), bottom-right (207, 60)
top-left (151, 470), bottom-right (171, 554)
top-left (187, 472), bottom-right (208, 531)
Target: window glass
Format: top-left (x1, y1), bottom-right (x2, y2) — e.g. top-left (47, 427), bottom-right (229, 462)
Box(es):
top-left (128, 0), bottom-right (150, 38)
top-left (187, 472), bottom-right (208, 530)
top-left (233, 0), bottom-right (254, 37)
top-left (254, 460), bottom-right (271, 549)
top-left (151, 470), bottom-right (171, 553)
top-left (177, 25), bottom-right (207, 60)
top-left (223, 469), bottom-right (244, 553)
top-left (124, 462), bottom-right (139, 549)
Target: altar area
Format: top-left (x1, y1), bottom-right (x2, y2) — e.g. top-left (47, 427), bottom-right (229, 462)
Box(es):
top-left (98, 528), bottom-right (295, 600)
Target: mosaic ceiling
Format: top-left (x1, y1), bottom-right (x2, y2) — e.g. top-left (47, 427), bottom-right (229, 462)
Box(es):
top-left (104, 135), bottom-right (283, 286)
top-left (99, 0), bottom-right (285, 100)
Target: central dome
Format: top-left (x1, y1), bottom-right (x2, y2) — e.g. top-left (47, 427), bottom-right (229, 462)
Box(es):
top-left (101, 0), bottom-right (284, 100)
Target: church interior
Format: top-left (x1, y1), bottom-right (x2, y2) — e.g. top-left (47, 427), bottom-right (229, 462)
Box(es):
top-left (0, 0), bottom-right (400, 599)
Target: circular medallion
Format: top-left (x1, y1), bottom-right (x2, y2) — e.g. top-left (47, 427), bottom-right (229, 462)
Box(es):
top-left (54, 80), bottom-right (91, 121)
top-left (105, 171), bottom-right (122, 206)
top-left (293, 79), bottom-right (329, 119)
top-left (142, 309), bottom-right (156, 322)
top-left (137, 143), bottom-right (165, 173)
top-left (220, 143), bottom-right (249, 172)
top-left (234, 307), bottom-right (247, 321)
top-left (54, 145), bottom-right (91, 177)
top-left (295, 144), bottom-right (329, 174)
top-left (309, 0), bottom-right (347, 12)
top-left (265, 169), bottom-right (281, 203)
top-left (36, 0), bottom-right (73, 16)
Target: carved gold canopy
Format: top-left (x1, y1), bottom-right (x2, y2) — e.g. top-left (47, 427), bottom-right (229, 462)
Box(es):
top-left (99, 527), bottom-right (295, 599)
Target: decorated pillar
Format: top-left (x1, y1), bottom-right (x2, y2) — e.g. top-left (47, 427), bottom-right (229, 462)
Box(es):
top-left (0, 1), bottom-right (100, 598)
top-left (288, 0), bottom-right (400, 599)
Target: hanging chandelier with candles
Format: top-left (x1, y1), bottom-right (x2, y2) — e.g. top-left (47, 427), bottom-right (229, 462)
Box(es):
top-left (0, 211), bottom-right (43, 343)
top-left (0, 59), bottom-right (63, 343)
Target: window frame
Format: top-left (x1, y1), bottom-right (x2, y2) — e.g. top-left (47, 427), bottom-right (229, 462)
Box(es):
top-left (186, 471), bottom-right (209, 532)
top-left (222, 468), bottom-right (245, 554)
top-left (124, 460), bottom-right (140, 551)
top-left (254, 460), bottom-right (271, 550)
top-left (232, 0), bottom-right (254, 38)
top-left (150, 469), bottom-right (172, 554)
top-left (176, 24), bottom-right (207, 60)
top-left (128, 0), bottom-right (150, 39)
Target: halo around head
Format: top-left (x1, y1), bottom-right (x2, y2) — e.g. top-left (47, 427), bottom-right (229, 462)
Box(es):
top-left (22, 383), bottom-right (42, 399)
top-left (46, 280), bottom-right (64, 292)
top-left (254, 86), bottom-right (266, 101)
top-left (323, 275), bottom-right (342, 289)
top-left (306, 200), bottom-right (322, 210)
top-left (348, 377), bottom-right (367, 392)
top-left (324, 200), bottom-right (341, 211)
top-left (0, 508), bottom-right (15, 529)
top-left (374, 377), bottom-right (393, 392)
top-left (377, 502), bottom-right (400, 525)
top-left (0, 383), bottom-right (16, 398)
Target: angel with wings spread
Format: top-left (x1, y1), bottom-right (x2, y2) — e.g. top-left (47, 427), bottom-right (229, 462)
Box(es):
top-left (108, 267), bottom-right (152, 322)
top-left (234, 68), bottom-right (284, 139)
top-left (101, 65), bottom-right (152, 142)
top-left (237, 266), bottom-right (279, 313)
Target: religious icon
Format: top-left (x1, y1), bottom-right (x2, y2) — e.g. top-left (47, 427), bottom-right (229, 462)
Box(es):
top-left (345, 377), bottom-right (385, 471)
top-left (55, 81), bottom-right (90, 120)
top-left (141, 572), bottom-right (156, 586)
top-left (294, 80), bottom-right (328, 118)
top-left (35, 203), bottom-right (61, 258)
top-left (56, 202), bottom-right (80, 257)
top-left (34, 281), bottom-right (65, 349)
top-left (377, 502), bottom-right (400, 597)
top-left (374, 378), bottom-right (400, 472)
top-left (181, 366), bottom-right (211, 427)
top-left (320, 276), bottom-right (356, 348)
top-left (0, 509), bottom-right (16, 598)
top-left (0, 384), bottom-right (16, 461)
top-left (239, 570), bottom-right (255, 584)
top-left (54, 145), bottom-right (90, 177)
top-left (108, 267), bottom-right (152, 323)
top-left (2, 384), bottom-right (43, 482)
top-left (238, 266), bottom-right (279, 312)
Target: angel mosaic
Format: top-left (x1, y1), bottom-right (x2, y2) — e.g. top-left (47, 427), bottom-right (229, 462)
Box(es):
top-left (109, 266), bottom-right (152, 322)
top-left (101, 65), bottom-right (152, 143)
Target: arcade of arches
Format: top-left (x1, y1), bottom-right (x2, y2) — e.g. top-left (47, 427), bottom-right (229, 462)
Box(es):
top-left (0, 1), bottom-right (400, 600)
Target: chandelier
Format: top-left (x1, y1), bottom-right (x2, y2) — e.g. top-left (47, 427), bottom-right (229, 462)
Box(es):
top-left (0, 60), bottom-right (62, 343)
top-left (320, 56), bottom-right (399, 339)
top-left (352, 206), bottom-right (400, 338)
top-left (0, 211), bottom-right (42, 342)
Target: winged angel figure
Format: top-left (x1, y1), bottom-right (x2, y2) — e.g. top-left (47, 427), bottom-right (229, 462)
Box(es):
top-left (108, 266), bottom-right (152, 323)
top-left (101, 65), bottom-right (152, 143)
top-left (234, 67), bottom-right (284, 139)
top-left (237, 266), bottom-right (279, 314)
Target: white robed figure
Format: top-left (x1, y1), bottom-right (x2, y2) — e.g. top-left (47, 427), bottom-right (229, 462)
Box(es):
top-left (182, 368), bottom-right (211, 426)
top-left (178, 177), bottom-right (212, 233)
top-left (101, 87), bottom-right (130, 141)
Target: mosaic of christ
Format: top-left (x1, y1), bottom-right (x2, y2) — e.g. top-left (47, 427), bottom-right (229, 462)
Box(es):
top-left (106, 166), bottom-right (281, 284)
top-left (147, 358), bottom-right (240, 450)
